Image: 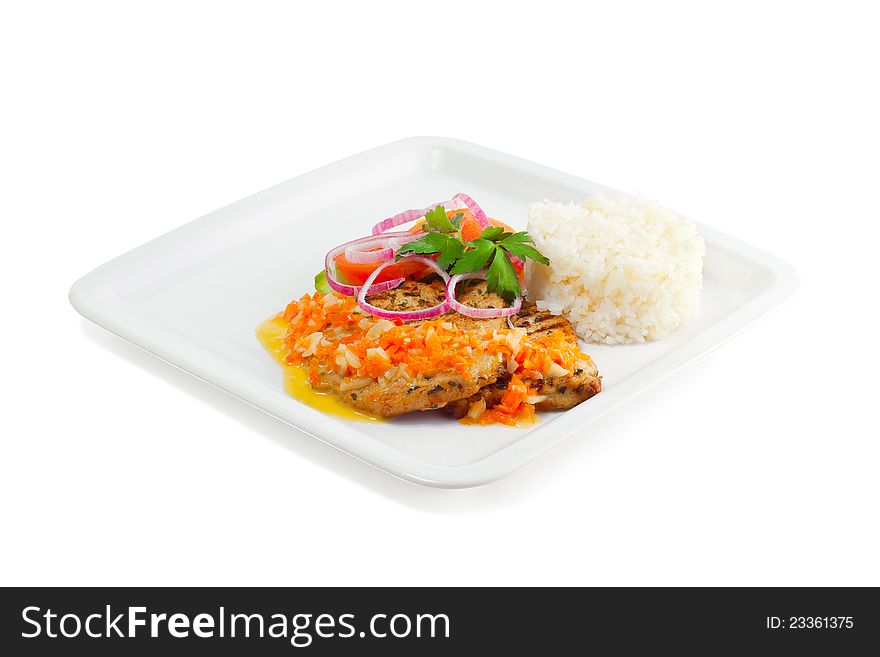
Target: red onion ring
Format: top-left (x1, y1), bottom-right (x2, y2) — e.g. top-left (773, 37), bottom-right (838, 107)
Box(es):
top-left (446, 272), bottom-right (522, 318)
top-left (343, 232), bottom-right (425, 264)
top-left (357, 256), bottom-right (451, 320)
top-left (452, 193), bottom-right (490, 229)
top-left (344, 243), bottom-right (393, 265)
top-left (371, 197), bottom-right (466, 235)
top-left (325, 232), bottom-right (419, 296)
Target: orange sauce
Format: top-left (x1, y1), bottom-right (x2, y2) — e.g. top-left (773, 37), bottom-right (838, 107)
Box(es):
top-left (256, 315), bottom-right (383, 423)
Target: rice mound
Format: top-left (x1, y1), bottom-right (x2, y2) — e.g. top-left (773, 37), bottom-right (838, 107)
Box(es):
top-left (525, 195), bottom-right (705, 344)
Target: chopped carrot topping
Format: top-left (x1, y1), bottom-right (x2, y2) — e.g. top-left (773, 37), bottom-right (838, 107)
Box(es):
top-left (461, 375), bottom-right (538, 426)
top-left (281, 292), bottom-right (587, 425)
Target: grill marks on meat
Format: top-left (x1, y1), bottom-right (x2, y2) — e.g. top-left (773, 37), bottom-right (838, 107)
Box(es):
top-left (445, 296), bottom-right (602, 419)
top-left (513, 306), bottom-right (601, 408)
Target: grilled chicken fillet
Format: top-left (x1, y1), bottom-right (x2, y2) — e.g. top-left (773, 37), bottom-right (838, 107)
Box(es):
top-left (306, 280), bottom-right (506, 417)
top-left (445, 302), bottom-right (601, 418)
top-left (303, 278), bottom-right (600, 418)
top-left (443, 282), bottom-right (601, 418)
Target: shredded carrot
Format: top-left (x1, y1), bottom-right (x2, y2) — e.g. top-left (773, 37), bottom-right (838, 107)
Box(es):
top-left (461, 375), bottom-right (538, 426)
top-left (308, 360), bottom-right (322, 387)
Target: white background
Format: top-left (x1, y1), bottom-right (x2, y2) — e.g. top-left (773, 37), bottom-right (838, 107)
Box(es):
top-left (2, 1), bottom-right (877, 586)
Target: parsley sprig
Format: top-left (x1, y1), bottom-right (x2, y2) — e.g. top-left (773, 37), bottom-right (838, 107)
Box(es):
top-left (396, 206), bottom-right (549, 302)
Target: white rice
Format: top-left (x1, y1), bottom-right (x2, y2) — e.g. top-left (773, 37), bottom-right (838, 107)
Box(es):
top-left (525, 195), bottom-right (705, 344)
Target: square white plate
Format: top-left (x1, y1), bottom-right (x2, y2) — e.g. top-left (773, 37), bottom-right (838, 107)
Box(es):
top-left (70, 137), bottom-right (797, 488)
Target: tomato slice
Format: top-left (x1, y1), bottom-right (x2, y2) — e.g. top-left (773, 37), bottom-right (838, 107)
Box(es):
top-left (334, 253), bottom-right (431, 286)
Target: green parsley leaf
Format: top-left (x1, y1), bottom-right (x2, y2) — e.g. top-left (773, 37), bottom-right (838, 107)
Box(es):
top-left (396, 232), bottom-right (463, 269)
top-left (435, 236), bottom-right (464, 269)
top-left (500, 232), bottom-right (550, 265)
top-left (395, 235), bottom-right (440, 257)
top-left (499, 231), bottom-right (535, 245)
top-left (397, 232), bottom-right (450, 256)
top-left (450, 238), bottom-right (495, 274)
top-left (486, 246), bottom-right (521, 303)
top-left (424, 205), bottom-right (455, 233)
top-left (449, 212), bottom-right (464, 230)
top-left (479, 225), bottom-right (506, 242)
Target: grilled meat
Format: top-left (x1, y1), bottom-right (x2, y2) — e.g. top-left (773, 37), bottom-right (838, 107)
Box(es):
top-left (304, 279), bottom-right (506, 417)
top-left (296, 278), bottom-right (599, 418)
top-left (311, 357), bottom-right (506, 417)
top-left (368, 278), bottom-right (508, 331)
top-left (511, 303), bottom-right (601, 408)
top-left (444, 290), bottom-right (602, 418)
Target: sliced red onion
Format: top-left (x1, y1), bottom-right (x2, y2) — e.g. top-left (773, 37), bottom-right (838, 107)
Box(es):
top-left (446, 272), bottom-right (522, 318)
top-left (325, 232), bottom-right (417, 296)
top-left (452, 193), bottom-right (490, 228)
top-left (344, 243), bottom-right (393, 265)
top-left (357, 256), bottom-right (451, 320)
top-left (371, 197), bottom-right (465, 235)
top-left (343, 232), bottom-right (425, 264)
top-left (325, 270), bottom-right (402, 298)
